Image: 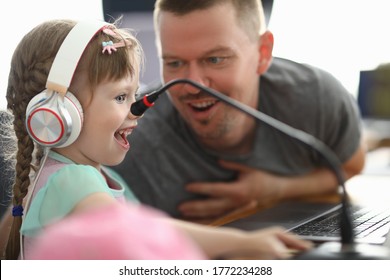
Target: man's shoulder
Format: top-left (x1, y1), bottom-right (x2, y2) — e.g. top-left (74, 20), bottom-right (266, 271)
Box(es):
top-left (266, 57), bottom-right (333, 83)
top-left (263, 57), bottom-right (347, 99)
top-left (261, 57), bottom-right (324, 99)
top-left (259, 57), bottom-right (352, 128)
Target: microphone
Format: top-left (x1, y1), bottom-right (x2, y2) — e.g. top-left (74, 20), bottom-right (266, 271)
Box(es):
top-left (131, 78), bottom-right (390, 259)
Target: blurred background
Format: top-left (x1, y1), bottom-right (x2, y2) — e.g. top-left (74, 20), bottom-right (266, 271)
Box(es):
top-left (1, 0), bottom-right (390, 109)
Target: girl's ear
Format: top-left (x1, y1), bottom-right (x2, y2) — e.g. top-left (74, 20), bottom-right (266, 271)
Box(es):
top-left (257, 31), bottom-right (274, 74)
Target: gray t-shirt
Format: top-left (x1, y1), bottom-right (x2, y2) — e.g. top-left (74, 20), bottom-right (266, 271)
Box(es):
top-left (113, 57), bottom-right (362, 218)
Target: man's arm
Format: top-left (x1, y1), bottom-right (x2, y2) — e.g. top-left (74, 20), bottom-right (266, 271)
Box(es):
top-left (275, 142), bottom-right (366, 199)
top-left (178, 143), bottom-right (366, 219)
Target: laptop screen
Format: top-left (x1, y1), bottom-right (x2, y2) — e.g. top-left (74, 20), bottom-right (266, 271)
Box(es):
top-left (357, 69), bottom-right (390, 120)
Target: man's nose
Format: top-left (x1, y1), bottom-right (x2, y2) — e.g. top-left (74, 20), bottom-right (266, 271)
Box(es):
top-left (183, 64), bottom-right (210, 94)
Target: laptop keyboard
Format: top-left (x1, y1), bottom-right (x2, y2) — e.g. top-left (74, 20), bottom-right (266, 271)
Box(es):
top-left (291, 205), bottom-right (390, 240)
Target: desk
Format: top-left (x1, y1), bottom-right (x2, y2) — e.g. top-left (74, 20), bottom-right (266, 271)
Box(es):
top-left (362, 147), bottom-right (390, 176)
top-left (362, 124), bottom-right (390, 151)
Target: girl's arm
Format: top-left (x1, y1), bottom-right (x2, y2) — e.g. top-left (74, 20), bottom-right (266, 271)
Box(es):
top-left (71, 194), bottom-right (312, 259)
top-left (171, 219), bottom-right (313, 259)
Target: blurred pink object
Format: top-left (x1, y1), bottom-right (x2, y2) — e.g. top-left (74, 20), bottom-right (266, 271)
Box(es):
top-left (29, 203), bottom-right (205, 260)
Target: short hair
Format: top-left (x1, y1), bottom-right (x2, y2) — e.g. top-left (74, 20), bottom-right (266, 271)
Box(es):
top-left (154, 0), bottom-right (266, 41)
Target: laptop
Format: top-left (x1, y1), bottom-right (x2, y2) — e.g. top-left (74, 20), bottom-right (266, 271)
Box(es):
top-left (357, 69), bottom-right (390, 139)
top-left (223, 175), bottom-right (390, 246)
top-left (289, 203), bottom-right (390, 245)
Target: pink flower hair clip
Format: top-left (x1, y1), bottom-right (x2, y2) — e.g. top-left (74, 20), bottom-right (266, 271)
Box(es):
top-left (101, 27), bottom-right (127, 55)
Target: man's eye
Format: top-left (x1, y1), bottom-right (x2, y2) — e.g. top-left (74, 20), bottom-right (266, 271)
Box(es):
top-left (165, 60), bottom-right (183, 68)
top-left (207, 57), bottom-right (224, 64)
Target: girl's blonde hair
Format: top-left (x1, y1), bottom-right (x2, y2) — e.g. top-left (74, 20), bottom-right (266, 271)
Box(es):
top-left (5, 19), bottom-right (143, 259)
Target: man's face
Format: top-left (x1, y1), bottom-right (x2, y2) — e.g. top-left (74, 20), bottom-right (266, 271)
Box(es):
top-left (156, 3), bottom-right (264, 150)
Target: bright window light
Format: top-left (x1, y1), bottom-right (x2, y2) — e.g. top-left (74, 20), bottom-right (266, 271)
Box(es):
top-left (269, 0), bottom-right (390, 96)
top-left (0, 0), bottom-right (103, 109)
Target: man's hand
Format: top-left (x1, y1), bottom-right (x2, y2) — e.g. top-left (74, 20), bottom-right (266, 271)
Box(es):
top-left (178, 160), bottom-right (283, 219)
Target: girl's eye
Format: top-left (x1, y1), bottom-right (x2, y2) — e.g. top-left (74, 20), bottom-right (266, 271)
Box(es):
top-left (115, 94), bottom-right (126, 103)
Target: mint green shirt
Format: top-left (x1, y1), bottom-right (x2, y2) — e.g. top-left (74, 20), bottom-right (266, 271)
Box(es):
top-left (21, 151), bottom-right (138, 237)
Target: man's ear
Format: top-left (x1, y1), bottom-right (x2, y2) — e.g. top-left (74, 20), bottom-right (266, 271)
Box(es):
top-left (257, 31), bottom-right (274, 74)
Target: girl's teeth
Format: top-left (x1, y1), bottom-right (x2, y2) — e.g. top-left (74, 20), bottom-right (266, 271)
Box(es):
top-left (117, 129), bottom-right (131, 137)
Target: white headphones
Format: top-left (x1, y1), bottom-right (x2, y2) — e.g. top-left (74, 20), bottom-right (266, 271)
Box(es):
top-left (25, 20), bottom-right (110, 148)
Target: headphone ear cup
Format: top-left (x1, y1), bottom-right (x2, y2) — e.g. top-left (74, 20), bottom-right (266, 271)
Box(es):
top-left (59, 91), bottom-right (83, 147)
top-left (26, 91), bottom-right (83, 148)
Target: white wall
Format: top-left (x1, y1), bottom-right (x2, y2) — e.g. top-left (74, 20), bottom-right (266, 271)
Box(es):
top-left (269, 0), bottom-right (390, 96)
top-left (0, 0), bottom-right (103, 109)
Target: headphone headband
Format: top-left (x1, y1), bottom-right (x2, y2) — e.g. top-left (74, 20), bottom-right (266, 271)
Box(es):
top-left (46, 20), bottom-right (110, 95)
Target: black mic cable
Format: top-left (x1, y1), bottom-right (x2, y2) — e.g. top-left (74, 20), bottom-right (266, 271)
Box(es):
top-left (130, 78), bottom-right (355, 245)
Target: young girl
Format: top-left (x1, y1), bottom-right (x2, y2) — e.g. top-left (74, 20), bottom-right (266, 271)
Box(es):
top-left (4, 19), bottom-right (311, 260)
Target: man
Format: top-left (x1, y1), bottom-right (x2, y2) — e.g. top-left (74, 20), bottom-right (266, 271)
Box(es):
top-left (113, 0), bottom-right (365, 219)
